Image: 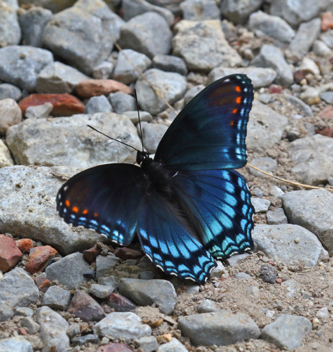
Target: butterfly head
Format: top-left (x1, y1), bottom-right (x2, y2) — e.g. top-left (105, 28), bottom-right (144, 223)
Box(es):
top-left (136, 150), bottom-right (150, 165)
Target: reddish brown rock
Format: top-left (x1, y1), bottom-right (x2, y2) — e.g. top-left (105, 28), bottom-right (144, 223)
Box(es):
top-left (83, 244), bottom-right (102, 264)
top-left (34, 275), bottom-right (51, 293)
top-left (67, 290), bottom-right (106, 322)
top-left (76, 79), bottom-right (132, 98)
top-left (115, 247), bottom-right (143, 260)
top-left (322, 12), bottom-right (333, 31)
top-left (18, 94), bottom-right (84, 116)
top-left (96, 343), bottom-right (135, 352)
top-left (0, 234), bottom-right (23, 272)
top-left (268, 85), bottom-right (282, 94)
top-left (16, 239), bottom-right (34, 253)
top-left (318, 105), bottom-right (333, 119)
top-left (316, 127), bottom-right (333, 138)
top-left (25, 245), bottom-right (58, 274)
top-left (107, 293), bottom-right (136, 312)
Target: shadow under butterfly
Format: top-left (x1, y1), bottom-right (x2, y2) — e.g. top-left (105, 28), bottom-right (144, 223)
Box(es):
top-left (56, 74), bottom-right (255, 284)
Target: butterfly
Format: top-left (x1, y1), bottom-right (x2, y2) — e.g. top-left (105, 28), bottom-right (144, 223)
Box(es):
top-left (56, 74), bottom-right (254, 284)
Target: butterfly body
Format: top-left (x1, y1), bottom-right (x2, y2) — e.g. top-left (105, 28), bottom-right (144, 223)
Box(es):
top-left (57, 74), bottom-right (255, 284)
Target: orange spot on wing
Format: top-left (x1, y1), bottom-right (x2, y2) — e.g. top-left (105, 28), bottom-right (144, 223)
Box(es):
top-left (235, 86), bottom-right (241, 92)
top-left (83, 209), bottom-right (88, 215)
top-left (236, 97), bottom-right (242, 104)
top-left (232, 109), bottom-right (237, 114)
top-left (65, 200), bottom-right (70, 207)
top-left (230, 120), bottom-right (235, 126)
top-left (94, 213), bottom-right (98, 217)
top-left (72, 206), bottom-right (79, 213)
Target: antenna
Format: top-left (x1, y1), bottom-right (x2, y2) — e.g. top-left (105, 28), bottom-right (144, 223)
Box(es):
top-left (87, 125), bottom-right (139, 152)
top-left (133, 90), bottom-right (144, 152)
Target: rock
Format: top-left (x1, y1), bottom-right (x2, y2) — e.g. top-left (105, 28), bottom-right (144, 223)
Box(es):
top-left (247, 100), bottom-right (288, 151)
top-left (107, 293), bottom-right (137, 312)
top-left (115, 247), bottom-right (143, 260)
top-left (14, 307), bottom-right (34, 317)
top-left (252, 44), bottom-right (293, 87)
top-left (266, 208), bottom-right (288, 225)
top-left (221, 0), bottom-right (263, 24)
top-left (320, 91), bottom-right (333, 104)
top-left (6, 112), bottom-right (140, 167)
top-left (43, 0), bottom-right (124, 75)
top-left (320, 29), bottom-right (333, 48)
top-left (45, 252), bottom-right (90, 290)
top-left (72, 334), bottom-right (99, 346)
top-left (180, 0), bottom-right (220, 21)
top-left (210, 261), bottom-right (228, 278)
top-left (0, 268), bottom-right (39, 322)
top-left (25, 245), bottom-right (58, 274)
top-left (136, 336), bottom-right (159, 352)
top-left (42, 285), bottom-right (71, 310)
top-left (313, 39), bottom-right (332, 56)
top-left (197, 299), bottom-right (219, 313)
top-left (141, 122), bottom-right (168, 153)
top-left (261, 314), bottom-right (312, 350)
top-left (77, 80), bottom-right (132, 98)
top-left (0, 166), bottom-right (108, 255)
top-left (253, 224), bottom-right (327, 266)
top-left (0, 46), bottom-right (53, 92)
top-left (94, 312), bottom-right (152, 341)
top-left (285, 95), bottom-right (313, 117)
top-left (286, 18), bottom-right (321, 60)
top-left (18, 0), bottom-right (76, 13)
top-left (158, 338), bottom-right (187, 351)
top-left (0, 234), bottom-right (22, 272)
top-left (36, 61), bottom-right (89, 94)
top-left (207, 67), bottom-right (276, 88)
top-left (96, 254), bottom-right (121, 279)
top-left (93, 61), bottom-right (114, 80)
top-left (21, 317), bottom-right (40, 334)
top-left (235, 272), bottom-right (252, 280)
top-left (34, 275), bottom-right (51, 293)
top-left (0, 83), bottom-right (22, 101)
top-left (249, 11), bottom-right (295, 45)
top-left (25, 102), bottom-right (54, 119)
top-left (288, 134), bottom-right (333, 185)
top-left (123, 0), bottom-right (174, 26)
top-left (173, 20), bottom-right (241, 72)
top-left (283, 189), bottom-right (333, 252)
top-left (0, 0), bottom-right (21, 46)
top-left (281, 279), bottom-right (301, 298)
top-left (119, 12), bottom-right (172, 59)
top-left (152, 55), bottom-right (188, 76)
top-left (260, 264), bottom-right (277, 284)
top-left (184, 85), bottom-right (205, 104)
top-left (67, 290), bottom-right (106, 322)
top-left (144, 0), bottom-right (182, 14)
top-left (0, 98), bottom-right (22, 135)
top-left (298, 57), bottom-right (320, 76)
top-left (113, 49), bottom-right (152, 85)
top-left (19, 6), bottom-right (53, 47)
top-left (123, 111), bottom-right (153, 124)
top-left (36, 306), bottom-right (70, 352)
top-left (316, 307), bottom-right (329, 318)
top-left (89, 284), bottom-right (115, 299)
top-left (83, 244), bottom-right (102, 264)
top-left (249, 157), bottom-right (277, 177)
top-left (178, 311), bottom-right (260, 346)
top-left (226, 253), bottom-right (249, 266)
top-left (0, 337), bottom-right (33, 352)
top-left (109, 91), bottom-right (136, 114)
top-left (136, 69), bottom-right (186, 115)
top-left (252, 198), bottom-right (270, 213)
top-left (119, 278), bottom-right (177, 315)
top-left (18, 93), bottom-right (84, 117)
top-left (96, 343), bottom-right (135, 352)
top-left (84, 95), bottom-right (113, 114)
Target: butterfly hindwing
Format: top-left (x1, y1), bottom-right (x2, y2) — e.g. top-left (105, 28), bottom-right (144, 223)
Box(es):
top-left (154, 74), bottom-right (253, 171)
top-left (57, 164), bottom-right (148, 245)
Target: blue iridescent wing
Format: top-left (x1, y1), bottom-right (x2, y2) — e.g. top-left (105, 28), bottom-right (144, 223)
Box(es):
top-left (154, 74), bottom-right (253, 171)
top-left (57, 164), bottom-right (148, 245)
top-left (137, 190), bottom-right (217, 284)
top-left (172, 169), bottom-right (254, 258)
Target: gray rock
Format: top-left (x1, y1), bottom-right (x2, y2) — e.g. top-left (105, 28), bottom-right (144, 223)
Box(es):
top-left (119, 278), bottom-right (177, 315)
top-left (178, 311), bottom-right (260, 346)
top-left (158, 338), bottom-right (187, 352)
top-left (136, 336), bottom-right (159, 352)
top-left (184, 85), bottom-right (205, 105)
top-left (96, 254), bottom-right (120, 279)
top-left (25, 102), bottom-right (53, 119)
top-left (119, 12), bottom-right (172, 59)
top-left (260, 264), bottom-right (277, 284)
top-left (221, 0), bottom-right (263, 24)
top-left (283, 189), bottom-right (333, 252)
top-left (0, 166), bottom-right (108, 255)
top-left (113, 49), bottom-right (152, 85)
top-left (320, 91), bottom-right (333, 104)
top-left (249, 157), bottom-right (277, 177)
top-left (72, 334), bottom-right (99, 346)
top-left (98, 275), bottom-right (116, 287)
top-left (136, 68), bottom-right (187, 115)
top-left (0, 337), bottom-right (33, 352)
top-left (84, 95), bottom-right (112, 114)
top-left (109, 91), bottom-right (136, 114)
top-left (226, 253), bottom-right (249, 266)
top-left (197, 299), bottom-right (219, 313)
top-left (19, 6), bottom-right (53, 47)
top-left (123, 110), bottom-right (153, 124)
top-left (253, 224), bottom-right (327, 266)
top-left (313, 40), bottom-right (332, 57)
top-left (6, 112), bottom-right (140, 167)
top-left (21, 317), bottom-right (40, 334)
top-left (42, 0), bottom-right (124, 75)
top-left (252, 44), bottom-right (293, 87)
top-left (37, 306), bottom-right (70, 352)
top-left (145, 0), bottom-right (183, 14)
top-left (93, 61), bottom-right (114, 80)
top-left (252, 198), bottom-right (270, 213)
top-left (45, 252), bottom-right (90, 290)
top-left (0, 83), bottom-right (21, 101)
top-left (141, 122), bottom-right (168, 154)
top-left (94, 312), bottom-right (152, 341)
top-left (173, 20), bottom-right (241, 72)
top-left (0, 98), bottom-right (22, 135)
top-left (249, 11), bottom-right (295, 45)
top-left (288, 134), bottom-right (333, 185)
top-left (14, 307), bottom-right (34, 317)
top-left (267, 208), bottom-right (288, 225)
top-left (247, 100), bottom-right (288, 151)
top-left (36, 61), bottom-right (89, 94)
top-left (89, 284), bottom-right (114, 299)
top-left (0, 268), bottom-right (39, 322)
top-left (211, 261), bottom-right (227, 278)
top-left (123, 0), bottom-right (174, 26)
top-left (235, 272), bottom-right (252, 280)
top-left (0, 0), bottom-right (21, 46)
top-left (321, 29), bottom-right (333, 49)
top-left (281, 279), bottom-right (301, 298)
top-left (261, 314), bottom-right (312, 350)
top-left (18, 0), bottom-right (76, 13)
top-left (287, 18), bottom-right (321, 60)
top-left (207, 67), bottom-right (276, 88)
top-left (285, 95), bottom-right (313, 117)
top-left (152, 55), bottom-right (188, 75)
top-left (180, 0), bottom-right (220, 20)
top-left (0, 46), bottom-right (53, 92)
top-left (42, 285), bottom-right (71, 310)
top-left (0, 140), bottom-right (14, 166)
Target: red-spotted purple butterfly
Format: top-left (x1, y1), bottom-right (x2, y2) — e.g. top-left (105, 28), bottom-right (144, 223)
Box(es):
top-left (57, 74), bottom-right (254, 284)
